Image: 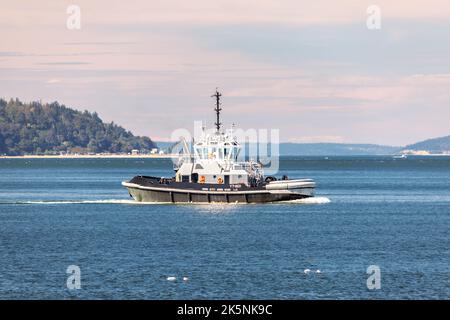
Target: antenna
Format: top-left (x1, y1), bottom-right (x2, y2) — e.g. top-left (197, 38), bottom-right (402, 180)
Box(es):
top-left (211, 88), bottom-right (222, 132)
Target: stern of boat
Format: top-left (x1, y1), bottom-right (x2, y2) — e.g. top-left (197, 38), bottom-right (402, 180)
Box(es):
top-left (265, 179), bottom-right (315, 198)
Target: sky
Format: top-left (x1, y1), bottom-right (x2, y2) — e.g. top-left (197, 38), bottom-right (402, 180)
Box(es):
top-left (1, 0), bottom-right (450, 146)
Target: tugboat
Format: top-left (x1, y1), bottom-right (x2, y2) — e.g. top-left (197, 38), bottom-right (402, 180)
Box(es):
top-left (122, 90), bottom-right (315, 203)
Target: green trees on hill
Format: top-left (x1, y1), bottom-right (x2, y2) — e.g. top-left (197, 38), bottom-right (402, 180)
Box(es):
top-left (0, 98), bottom-right (156, 155)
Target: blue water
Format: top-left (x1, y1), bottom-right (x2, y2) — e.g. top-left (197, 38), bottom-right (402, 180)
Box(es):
top-left (0, 156), bottom-right (449, 299)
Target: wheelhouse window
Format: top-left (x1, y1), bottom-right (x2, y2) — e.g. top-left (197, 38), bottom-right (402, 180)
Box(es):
top-left (195, 144), bottom-right (240, 161)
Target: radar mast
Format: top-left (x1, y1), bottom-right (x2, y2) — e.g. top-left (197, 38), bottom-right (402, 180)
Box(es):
top-left (211, 89), bottom-right (222, 132)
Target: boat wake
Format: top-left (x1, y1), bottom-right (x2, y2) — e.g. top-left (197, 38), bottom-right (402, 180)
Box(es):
top-left (9, 199), bottom-right (159, 205)
top-left (6, 196), bottom-right (331, 205)
top-left (283, 196), bottom-right (331, 204)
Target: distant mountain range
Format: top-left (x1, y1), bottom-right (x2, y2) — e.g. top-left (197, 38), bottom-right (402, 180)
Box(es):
top-left (277, 143), bottom-right (401, 156)
top-left (276, 136), bottom-right (450, 155)
top-left (156, 137), bottom-right (450, 156)
top-left (276, 137), bottom-right (450, 155)
top-left (157, 141), bottom-right (402, 156)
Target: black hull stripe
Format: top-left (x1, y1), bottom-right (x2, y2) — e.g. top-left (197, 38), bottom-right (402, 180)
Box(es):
top-left (122, 182), bottom-right (314, 195)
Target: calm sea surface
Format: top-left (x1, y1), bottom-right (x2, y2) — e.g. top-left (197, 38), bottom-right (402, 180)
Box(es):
top-left (0, 156), bottom-right (449, 299)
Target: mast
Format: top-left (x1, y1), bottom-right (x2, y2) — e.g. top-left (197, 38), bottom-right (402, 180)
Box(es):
top-left (211, 89), bottom-right (222, 132)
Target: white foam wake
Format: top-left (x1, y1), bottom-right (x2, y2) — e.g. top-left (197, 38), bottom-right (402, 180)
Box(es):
top-left (15, 199), bottom-right (158, 205)
top-left (12, 197), bottom-right (331, 205)
top-left (284, 197), bottom-right (331, 204)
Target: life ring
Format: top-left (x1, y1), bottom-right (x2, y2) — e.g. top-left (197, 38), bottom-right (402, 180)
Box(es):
top-left (199, 175), bottom-right (206, 183)
top-left (217, 177), bottom-right (224, 184)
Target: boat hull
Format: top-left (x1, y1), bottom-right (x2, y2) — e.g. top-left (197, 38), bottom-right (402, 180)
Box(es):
top-left (122, 181), bottom-right (314, 203)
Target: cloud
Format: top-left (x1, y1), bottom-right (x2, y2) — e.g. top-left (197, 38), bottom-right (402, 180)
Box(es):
top-left (3, 0), bottom-right (450, 29)
top-left (409, 73), bottom-right (450, 83)
top-left (37, 62), bottom-right (91, 66)
top-left (45, 78), bottom-right (62, 84)
top-left (0, 51), bottom-right (24, 57)
top-left (62, 41), bottom-right (139, 46)
top-left (288, 136), bottom-right (345, 143)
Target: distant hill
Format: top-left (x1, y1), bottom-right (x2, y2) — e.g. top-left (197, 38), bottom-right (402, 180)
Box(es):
top-left (156, 141), bottom-right (402, 156)
top-left (403, 135), bottom-right (450, 154)
top-left (154, 141), bottom-right (175, 152)
top-left (0, 98), bottom-right (156, 155)
top-left (278, 143), bottom-right (401, 156)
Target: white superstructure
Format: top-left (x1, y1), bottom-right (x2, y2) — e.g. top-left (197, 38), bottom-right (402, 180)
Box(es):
top-left (174, 127), bottom-right (263, 186)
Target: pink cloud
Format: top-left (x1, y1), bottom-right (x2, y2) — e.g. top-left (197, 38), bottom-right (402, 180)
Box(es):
top-left (2, 0), bottom-right (450, 29)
